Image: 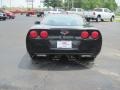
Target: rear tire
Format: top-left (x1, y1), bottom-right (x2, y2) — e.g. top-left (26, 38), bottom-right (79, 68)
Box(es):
top-left (80, 57), bottom-right (95, 62)
top-left (110, 16), bottom-right (114, 22)
top-left (29, 53), bottom-right (37, 60)
top-left (75, 56), bottom-right (95, 67)
top-left (86, 18), bottom-right (90, 22)
top-left (41, 14), bottom-right (44, 17)
top-left (96, 16), bottom-right (101, 22)
top-left (26, 14), bottom-right (30, 17)
top-left (37, 15), bottom-right (40, 17)
top-left (12, 17), bottom-right (15, 19)
top-left (2, 18), bottom-right (6, 21)
top-left (101, 19), bottom-right (104, 22)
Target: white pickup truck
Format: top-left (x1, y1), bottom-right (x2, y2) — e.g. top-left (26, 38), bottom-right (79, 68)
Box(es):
top-left (66, 8), bottom-right (84, 17)
top-left (0, 11), bottom-right (7, 20)
top-left (44, 8), bottom-right (65, 15)
top-left (84, 8), bottom-right (115, 22)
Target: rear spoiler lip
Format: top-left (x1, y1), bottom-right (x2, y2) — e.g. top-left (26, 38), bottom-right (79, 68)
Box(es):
top-left (29, 29), bottom-right (100, 33)
top-left (30, 25), bottom-right (98, 30)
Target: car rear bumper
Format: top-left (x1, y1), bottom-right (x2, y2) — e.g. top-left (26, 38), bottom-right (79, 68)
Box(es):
top-left (26, 29), bottom-right (102, 58)
top-left (0, 16), bottom-right (7, 19)
top-left (26, 39), bottom-right (102, 57)
top-left (85, 15), bottom-right (97, 20)
top-left (85, 17), bottom-right (97, 20)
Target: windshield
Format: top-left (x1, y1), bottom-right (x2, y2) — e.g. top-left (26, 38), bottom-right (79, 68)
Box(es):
top-left (41, 15), bottom-right (84, 26)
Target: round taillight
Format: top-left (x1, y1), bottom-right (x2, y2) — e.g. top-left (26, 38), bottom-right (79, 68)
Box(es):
top-left (91, 31), bottom-right (99, 39)
top-left (40, 31), bottom-right (48, 39)
top-left (81, 31), bottom-right (89, 39)
top-left (29, 31), bottom-right (38, 38)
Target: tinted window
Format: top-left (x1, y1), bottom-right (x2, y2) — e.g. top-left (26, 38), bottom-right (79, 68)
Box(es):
top-left (58, 9), bottom-right (64, 12)
top-left (78, 8), bottom-right (84, 12)
top-left (41, 15), bottom-right (84, 26)
top-left (44, 9), bottom-right (51, 11)
top-left (70, 8), bottom-right (76, 11)
top-left (94, 9), bottom-right (103, 12)
top-left (51, 9), bottom-right (57, 11)
top-left (104, 9), bottom-right (108, 12)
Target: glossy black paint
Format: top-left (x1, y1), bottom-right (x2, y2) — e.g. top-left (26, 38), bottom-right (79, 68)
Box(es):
top-left (26, 28), bottom-right (102, 59)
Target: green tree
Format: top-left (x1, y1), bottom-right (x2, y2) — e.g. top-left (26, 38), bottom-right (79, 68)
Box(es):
top-left (44, 0), bottom-right (50, 7)
top-left (44, 0), bottom-right (62, 8)
top-left (103, 0), bottom-right (117, 10)
top-left (63, 0), bottom-right (117, 10)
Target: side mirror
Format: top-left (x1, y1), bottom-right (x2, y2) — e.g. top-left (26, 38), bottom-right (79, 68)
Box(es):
top-left (35, 21), bottom-right (40, 24)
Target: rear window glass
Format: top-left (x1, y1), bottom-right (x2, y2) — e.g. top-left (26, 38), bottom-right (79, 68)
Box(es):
top-left (70, 8), bottom-right (76, 11)
top-left (51, 9), bottom-right (57, 11)
top-left (94, 9), bottom-right (103, 12)
top-left (41, 15), bottom-right (84, 26)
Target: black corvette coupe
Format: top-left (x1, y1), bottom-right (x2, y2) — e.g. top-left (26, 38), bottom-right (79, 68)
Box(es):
top-left (26, 14), bottom-right (102, 61)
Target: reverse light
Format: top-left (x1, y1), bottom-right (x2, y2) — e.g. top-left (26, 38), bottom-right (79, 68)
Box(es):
top-left (81, 31), bottom-right (89, 39)
top-left (91, 31), bottom-right (99, 39)
top-left (29, 31), bottom-right (38, 38)
top-left (40, 31), bottom-right (48, 39)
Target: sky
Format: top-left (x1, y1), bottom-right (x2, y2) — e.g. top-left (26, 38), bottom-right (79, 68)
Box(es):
top-left (0, 0), bottom-right (120, 8)
top-left (0, 0), bottom-right (44, 8)
top-left (116, 0), bottom-right (120, 6)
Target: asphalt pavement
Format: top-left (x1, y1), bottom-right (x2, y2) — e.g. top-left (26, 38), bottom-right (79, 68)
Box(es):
top-left (0, 15), bottom-right (120, 90)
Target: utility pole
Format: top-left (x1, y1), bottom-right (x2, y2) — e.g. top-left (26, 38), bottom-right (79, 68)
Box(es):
top-left (10, 0), bottom-right (11, 9)
top-left (39, 0), bottom-right (41, 8)
top-left (32, 0), bottom-right (33, 9)
top-left (71, 0), bottom-right (74, 8)
top-left (27, 1), bottom-right (28, 9)
top-left (68, 0), bottom-right (69, 9)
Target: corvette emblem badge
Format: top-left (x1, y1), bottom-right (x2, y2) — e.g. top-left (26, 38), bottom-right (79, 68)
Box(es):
top-left (60, 31), bottom-right (69, 35)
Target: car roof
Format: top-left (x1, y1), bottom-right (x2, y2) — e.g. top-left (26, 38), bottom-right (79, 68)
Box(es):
top-left (71, 8), bottom-right (83, 9)
top-left (45, 14), bottom-right (82, 18)
top-left (94, 8), bottom-right (107, 10)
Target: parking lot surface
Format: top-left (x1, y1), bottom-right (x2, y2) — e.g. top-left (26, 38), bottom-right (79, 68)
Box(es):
top-left (0, 15), bottom-right (120, 90)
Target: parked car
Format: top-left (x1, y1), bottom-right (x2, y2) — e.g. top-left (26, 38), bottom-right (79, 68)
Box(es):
top-left (26, 14), bottom-right (102, 62)
top-left (45, 8), bottom-right (65, 15)
top-left (10, 9), bottom-right (24, 14)
top-left (4, 11), bottom-right (15, 19)
top-left (26, 10), bottom-right (36, 16)
top-left (36, 9), bottom-right (44, 17)
top-left (36, 8), bottom-right (65, 17)
top-left (66, 8), bottom-right (84, 17)
top-left (84, 8), bottom-right (115, 22)
top-left (0, 11), bottom-right (7, 21)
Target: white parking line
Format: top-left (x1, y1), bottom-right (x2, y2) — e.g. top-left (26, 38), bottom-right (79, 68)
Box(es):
top-left (115, 53), bottom-right (120, 57)
top-left (102, 47), bottom-right (120, 59)
top-left (92, 68), bottom-right (120, 81)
